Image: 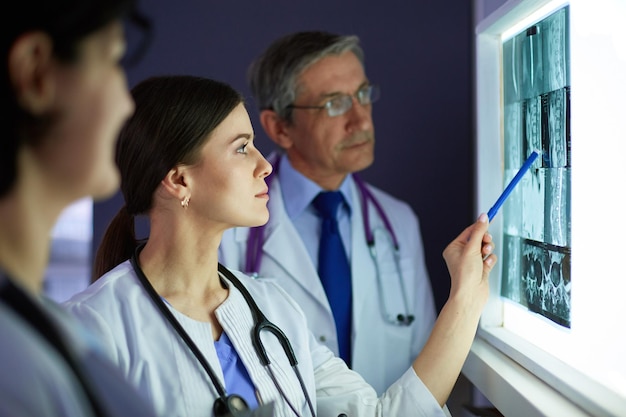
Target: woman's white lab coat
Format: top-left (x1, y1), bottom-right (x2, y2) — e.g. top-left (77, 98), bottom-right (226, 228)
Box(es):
top-left (63, 262), bottom-right (446, 417)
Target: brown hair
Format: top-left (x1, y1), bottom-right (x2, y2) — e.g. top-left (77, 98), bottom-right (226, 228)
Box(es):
top-left (92, 75), bottom-right (244, 279)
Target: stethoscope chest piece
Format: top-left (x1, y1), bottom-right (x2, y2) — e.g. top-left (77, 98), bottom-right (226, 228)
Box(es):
top-left (213, 394), bottom-right (249, 417)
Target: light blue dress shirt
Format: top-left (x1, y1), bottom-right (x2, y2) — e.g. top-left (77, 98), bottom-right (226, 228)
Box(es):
top-left (277, 154), bottom-right (353, 263)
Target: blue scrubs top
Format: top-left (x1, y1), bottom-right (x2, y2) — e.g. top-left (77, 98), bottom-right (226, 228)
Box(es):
top-left (215, 331), bottom-right (259, 409)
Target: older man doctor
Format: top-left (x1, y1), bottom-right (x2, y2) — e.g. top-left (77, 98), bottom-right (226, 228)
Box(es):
top-left (219, 31), bottom-right (437, 395)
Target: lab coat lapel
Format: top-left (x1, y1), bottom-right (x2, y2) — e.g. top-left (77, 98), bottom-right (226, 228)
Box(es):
top-left (261, 176), bottom-right (331, 309)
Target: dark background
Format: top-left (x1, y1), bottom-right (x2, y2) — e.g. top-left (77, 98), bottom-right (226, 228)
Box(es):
top-left (94, 0), bottom-right (477, 312)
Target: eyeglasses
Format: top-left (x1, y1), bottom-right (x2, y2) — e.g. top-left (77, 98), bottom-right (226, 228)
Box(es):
top-left (287, 84), bottom-right (380, 117)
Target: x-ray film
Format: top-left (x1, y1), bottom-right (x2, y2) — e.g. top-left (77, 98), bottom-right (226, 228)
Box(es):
top-left (501, 6), bottom-right (571, 328)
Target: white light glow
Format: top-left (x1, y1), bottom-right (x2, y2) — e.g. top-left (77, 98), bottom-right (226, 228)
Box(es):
top-left (475, 0), bottom-right (626, 414)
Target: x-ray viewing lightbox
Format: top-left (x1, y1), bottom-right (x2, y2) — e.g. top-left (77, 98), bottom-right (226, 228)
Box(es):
top-left (471, 0), bottom-right (626, 415)
top-left (499, 4), bottom-right (571, 328)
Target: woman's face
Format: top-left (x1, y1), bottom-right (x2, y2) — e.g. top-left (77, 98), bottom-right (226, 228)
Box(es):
top-left (186, 103), bottom-right (273, 230)
top-left (35, 21), bottom-right (134, 202)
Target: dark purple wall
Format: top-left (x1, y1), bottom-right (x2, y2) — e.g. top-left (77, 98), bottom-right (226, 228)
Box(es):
top-left (94, 0), bottom-right (476, 312)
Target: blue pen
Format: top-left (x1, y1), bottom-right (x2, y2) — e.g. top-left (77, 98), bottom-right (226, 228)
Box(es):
top-left (487, 150), bottom-right (541, 222)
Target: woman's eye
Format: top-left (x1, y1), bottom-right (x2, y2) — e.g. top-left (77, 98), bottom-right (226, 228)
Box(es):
top-left (237, 142), bottom-right (249, 154)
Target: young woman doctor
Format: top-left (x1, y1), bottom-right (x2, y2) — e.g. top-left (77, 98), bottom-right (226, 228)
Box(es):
top-left (64, 74), bottom-right (497, 417)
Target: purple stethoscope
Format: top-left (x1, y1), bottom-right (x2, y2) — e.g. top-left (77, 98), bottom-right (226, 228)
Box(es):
top-left (245, 155), bottom-right (415, 326)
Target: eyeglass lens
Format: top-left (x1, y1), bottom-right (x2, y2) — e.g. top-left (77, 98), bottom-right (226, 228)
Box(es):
top-left (326, 85), bottom-right (379, 117)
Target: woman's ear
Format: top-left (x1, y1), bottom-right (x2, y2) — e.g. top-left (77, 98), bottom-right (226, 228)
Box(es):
top-left (160, 165), bottom-right (189, 200)
top-left (8, 32), bottom-right (55, 115)
top-left (259, 109), bottom-right (294, 149)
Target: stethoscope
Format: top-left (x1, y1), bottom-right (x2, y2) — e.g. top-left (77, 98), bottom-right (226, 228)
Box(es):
top-left (130, 244), bottom-right (317, 417)
top-left (245, 155), bottom-right (415, 326)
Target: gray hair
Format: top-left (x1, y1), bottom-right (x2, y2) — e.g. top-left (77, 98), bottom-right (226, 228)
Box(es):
top-left (247, 31), bottom-right (364, 121)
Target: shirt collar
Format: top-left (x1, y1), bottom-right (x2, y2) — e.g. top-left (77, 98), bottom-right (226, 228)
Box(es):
top-left (277, 154), bottom-right (353, 221)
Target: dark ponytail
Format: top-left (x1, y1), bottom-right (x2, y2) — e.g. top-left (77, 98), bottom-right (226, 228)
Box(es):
top-left (92, 205), bottom-right (137, 280)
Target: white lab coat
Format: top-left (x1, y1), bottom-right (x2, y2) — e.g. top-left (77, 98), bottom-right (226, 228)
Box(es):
top-left (219, 156), bottom-right (437, 395)
top-left (63, 261), bottom-right (446, 417)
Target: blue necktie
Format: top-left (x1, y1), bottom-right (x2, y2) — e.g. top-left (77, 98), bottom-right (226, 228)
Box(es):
top-left (313, 191), bottom-right (352, 366)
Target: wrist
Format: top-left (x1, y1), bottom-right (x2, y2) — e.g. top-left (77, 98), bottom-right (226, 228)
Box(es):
top-left (444, 291), bottom-right (486, 323)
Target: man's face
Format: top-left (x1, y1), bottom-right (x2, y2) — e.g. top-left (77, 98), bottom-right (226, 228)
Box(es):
top-left (282, 51), bottom-right (375, 189)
